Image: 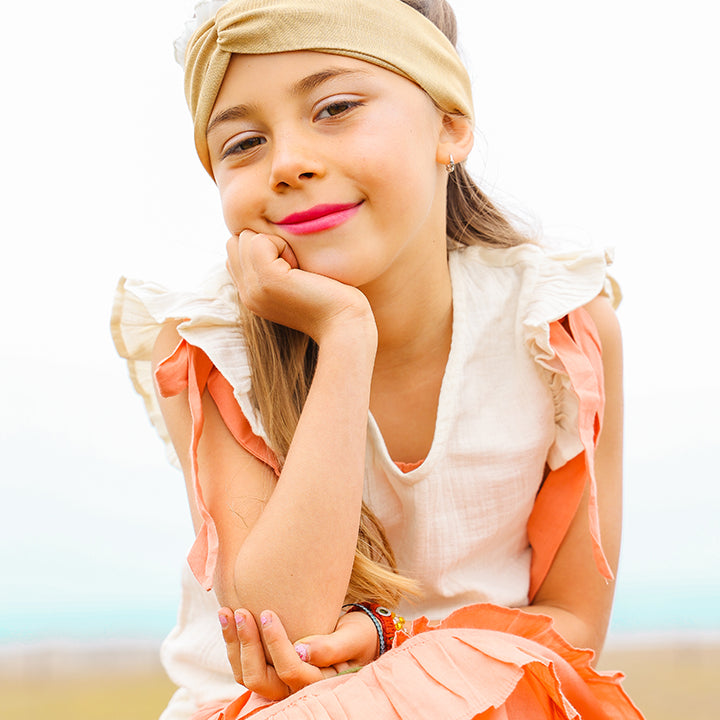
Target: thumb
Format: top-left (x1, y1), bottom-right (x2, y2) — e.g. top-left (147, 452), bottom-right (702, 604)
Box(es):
top-left (277, 238), bottom-right (299, 270)
top-left (293, 615), bottom-right (378, 667)
top-left (293, 633), bottom-right (346, 667)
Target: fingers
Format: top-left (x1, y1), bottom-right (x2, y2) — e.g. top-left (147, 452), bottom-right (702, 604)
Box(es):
top-left (258, 611), bottom-right (326, 693)
top-left (225, 229), bottom-right (375, 342)
top-left (233, 609), bottom-right (290, 700)
top-left (243, 230), bottom-right (299, 271)
top-left (224, 609), bottom-right (332, 699)
top-left (295, 610), bottom-right (379, 668)
top-left (218, 608), bottom-right (243, 685)
top-left (227, 230), bottom-right (298, 280)
top-left (225, 231), bottom-right (301, 321)
top-left (276, 236), bottom-right (299, 269)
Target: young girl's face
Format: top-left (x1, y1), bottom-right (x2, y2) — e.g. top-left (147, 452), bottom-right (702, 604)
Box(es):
top-left (207, 51), bottom-right (457, 290)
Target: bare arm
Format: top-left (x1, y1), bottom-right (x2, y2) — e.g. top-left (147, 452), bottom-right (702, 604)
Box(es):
top-left (523, 294), bottom-right (624, 657)
top-left (153, 231), bottom-right (378, 643)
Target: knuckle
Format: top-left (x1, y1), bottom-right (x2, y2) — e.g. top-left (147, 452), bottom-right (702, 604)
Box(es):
top-left (277, 666), bottom-right (305, 689)
top-left (238, 638), bottom-right (256, 655)
top-left (242, 669), bottom-right (264, 690)
top-left (305, 640), bottom-right (329, 664)
top-left (243, 293), bottom-right (266, 317)
top-left (254, 273), bottom-right (272, 294)
top-left (222, 625), bottom-right (238, 642)
top-left (314, 636), bottom-right (333, 655)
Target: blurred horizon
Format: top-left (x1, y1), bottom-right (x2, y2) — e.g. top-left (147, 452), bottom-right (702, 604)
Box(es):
top-left (3, 434), bottom-right (718, 646)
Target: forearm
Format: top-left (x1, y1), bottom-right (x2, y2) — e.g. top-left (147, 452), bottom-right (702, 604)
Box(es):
top-left (218, 324), bottom-right (377, 640)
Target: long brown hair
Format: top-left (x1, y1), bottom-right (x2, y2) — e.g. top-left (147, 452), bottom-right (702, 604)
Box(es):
top-left (241, 0), bottom-right (529, 607)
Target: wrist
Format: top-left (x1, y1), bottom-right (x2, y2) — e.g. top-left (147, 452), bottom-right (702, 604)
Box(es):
top-left (318, 311), bottom-right (378, 360)
top-left (343, 602), bottom-right (405, 657)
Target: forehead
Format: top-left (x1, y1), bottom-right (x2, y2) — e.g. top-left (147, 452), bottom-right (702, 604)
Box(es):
top-left (204, 48), bottom-right (441, 181)
top-left (210, 50), bottom-right (425, 123)
top-left (220, 50), bottom-right (382, 92)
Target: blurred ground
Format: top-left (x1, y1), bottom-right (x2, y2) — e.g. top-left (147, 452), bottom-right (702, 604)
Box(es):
top-left (1, 640), bottom-right (718, 719)
top-left (599, 641), bottom-right (720, 719)
top-left (0, 671), bottom-right (175, 720)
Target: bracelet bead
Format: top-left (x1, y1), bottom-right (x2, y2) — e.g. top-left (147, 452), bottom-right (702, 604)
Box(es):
top-left (343, 602), bottom-right (405, 656)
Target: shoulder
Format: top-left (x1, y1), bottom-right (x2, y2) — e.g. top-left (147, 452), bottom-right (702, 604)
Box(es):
top-left (152, 319), bottom-right (183, 371)
top-left (580, 296), bottom-right (623, 463)
top-left (147, 287), bottom-right (270, 447)
top-left (451, 241), bottom-right (612, 293)
top-left (450, 241), bottom-right (542, 271)
top-left (149, 321), bottom-right (193, 473)
top-left (449, 243), bottom-right (544, 307)
top-left (583, 294), bottom-right (623, 365)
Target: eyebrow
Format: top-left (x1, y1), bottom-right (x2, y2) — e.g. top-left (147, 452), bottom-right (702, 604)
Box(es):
top-left (207, 67), bottom-right (371, 136)
top-left (290, 67), bottom-right (371, 96)
top-left (207, 104), bottom-right (255, 136)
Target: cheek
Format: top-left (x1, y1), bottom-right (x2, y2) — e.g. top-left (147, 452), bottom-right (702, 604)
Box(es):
top-left (349, 130), bottom-right (429, 196)
top-left (372, 114), bottom-right (439, 178)
top-left (219, 187), bottom-right (238, 230)
top-left (218, 177), bottom-right (257, 232)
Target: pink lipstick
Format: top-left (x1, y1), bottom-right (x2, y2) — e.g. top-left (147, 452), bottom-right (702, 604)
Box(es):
top-left (275, 202), bottom-right (362, 235)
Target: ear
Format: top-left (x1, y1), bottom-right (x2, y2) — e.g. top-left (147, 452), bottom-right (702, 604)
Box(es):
top-left (436, 114), bottom-right (474, 166)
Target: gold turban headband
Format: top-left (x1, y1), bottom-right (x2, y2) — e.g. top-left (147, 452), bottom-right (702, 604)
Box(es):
top-left (182, 0), bottom-right (475, 176)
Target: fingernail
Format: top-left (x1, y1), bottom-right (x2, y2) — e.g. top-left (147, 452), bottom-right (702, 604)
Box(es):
top-left (234, 610), bottom-right (245, 628)
top-left (294, 643), bottom-right (310, 662)
top-left (260, 611), bottom-right (272, 628)
top-left (218, 612), bottom-right (229, 629)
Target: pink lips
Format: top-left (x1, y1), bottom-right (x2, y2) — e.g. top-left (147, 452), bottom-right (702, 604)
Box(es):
top-left (275, 202), bottom-right (362, 235)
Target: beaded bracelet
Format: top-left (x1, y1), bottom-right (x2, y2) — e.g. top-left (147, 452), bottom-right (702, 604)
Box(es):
top-left (343, 602), bottom-right (406, 656)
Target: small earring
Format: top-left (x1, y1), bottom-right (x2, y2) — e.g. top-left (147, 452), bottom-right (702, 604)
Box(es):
top-left (446, 154), bottom-right (455, 174)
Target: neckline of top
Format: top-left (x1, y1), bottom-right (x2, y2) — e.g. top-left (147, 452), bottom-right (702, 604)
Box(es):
top-left (366, 250), bottom-right (468, 485)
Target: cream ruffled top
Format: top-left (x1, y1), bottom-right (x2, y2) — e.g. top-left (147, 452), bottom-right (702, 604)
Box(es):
top-left (111, 242), bottom-right (617, 714)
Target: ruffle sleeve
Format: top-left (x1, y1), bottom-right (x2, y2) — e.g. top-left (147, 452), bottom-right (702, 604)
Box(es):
top-left (521, 246), bottom-right (621, 598)
top-left (523, 246), bottom-right (619, 470)
top-left (111, 265), bottom-right (271, 464)
top-left (111, 267), bottom-right (279, 590)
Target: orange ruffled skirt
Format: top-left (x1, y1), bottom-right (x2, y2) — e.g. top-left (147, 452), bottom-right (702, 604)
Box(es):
top-left (192, 604), bottom-right (643, 720)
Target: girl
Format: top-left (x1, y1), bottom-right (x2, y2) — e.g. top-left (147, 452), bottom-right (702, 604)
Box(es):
top-left (112, 0), bottom-right (643, 718)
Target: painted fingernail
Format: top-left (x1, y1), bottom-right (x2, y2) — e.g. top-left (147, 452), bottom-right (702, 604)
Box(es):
top-left (260, 611), bottom-right (272, 628)
top-left (234, 610), bottom-right (245, 628)
top-left (294, 643), bottom-right (310, 662)
top-left (218, 611), bottom-right (229, 629)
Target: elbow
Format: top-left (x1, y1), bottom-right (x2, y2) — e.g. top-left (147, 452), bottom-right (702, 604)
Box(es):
top-left (214, 558), bottom-right (342, 642)
top-left (524, 601), bottom-right (611, 659)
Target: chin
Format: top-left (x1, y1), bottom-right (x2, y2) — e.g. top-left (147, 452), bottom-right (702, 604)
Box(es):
top-left (312, 266), bottom-right (367, 287)
top-left (294, 252), bottom-right (372, 286)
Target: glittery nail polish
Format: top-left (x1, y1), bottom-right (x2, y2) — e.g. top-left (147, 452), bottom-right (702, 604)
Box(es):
top-left (294, 643), bottom-right (310, 662)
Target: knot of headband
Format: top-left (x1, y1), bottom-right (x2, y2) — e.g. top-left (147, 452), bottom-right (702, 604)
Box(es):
top-left (182, 0), bottom-right (474, 176)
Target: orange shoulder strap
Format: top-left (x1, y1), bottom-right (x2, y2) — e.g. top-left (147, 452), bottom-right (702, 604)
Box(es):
top-left (527, 307), bottom-right (614, 601)
top-left (155, 340), bottom-right (279, 591)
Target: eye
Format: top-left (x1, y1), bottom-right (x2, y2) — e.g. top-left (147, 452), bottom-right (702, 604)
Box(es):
top-left (315, 100), bottom-right (363, 120)
top-left (222, 135), bottom-right (266, 159)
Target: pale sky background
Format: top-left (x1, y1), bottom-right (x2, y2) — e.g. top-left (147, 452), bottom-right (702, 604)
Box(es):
top-left (1, 1), bottom-right (718, 643)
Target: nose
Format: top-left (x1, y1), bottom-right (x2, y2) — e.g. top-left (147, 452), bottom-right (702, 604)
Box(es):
top-left (268, 129), bottom-right (325, 191)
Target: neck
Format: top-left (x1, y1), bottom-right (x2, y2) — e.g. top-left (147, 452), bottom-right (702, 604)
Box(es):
top-left (362, 236), bottom-right (453, 376)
